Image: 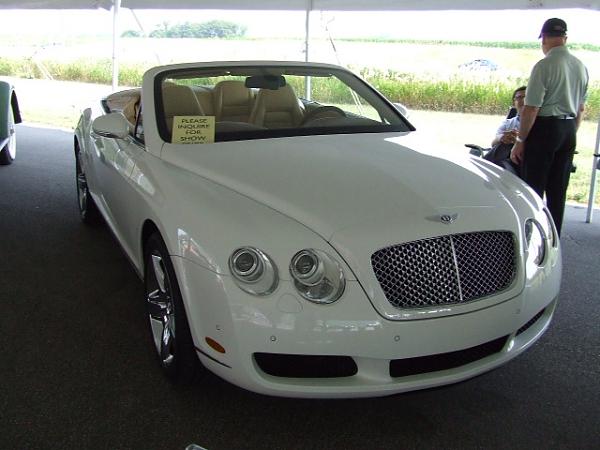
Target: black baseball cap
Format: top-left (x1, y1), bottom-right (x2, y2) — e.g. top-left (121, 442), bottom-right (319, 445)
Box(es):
top-left (539, 18), bottom-right (567, 38)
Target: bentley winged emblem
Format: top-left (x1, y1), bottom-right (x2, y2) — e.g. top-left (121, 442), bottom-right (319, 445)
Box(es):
top-left (440, 213), bottom-right (459, 225)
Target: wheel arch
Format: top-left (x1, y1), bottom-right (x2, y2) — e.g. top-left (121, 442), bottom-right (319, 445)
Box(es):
top-left (11, 91), bottom-right (22, 124)
top-left (141, 219), bottom-right (161, 278)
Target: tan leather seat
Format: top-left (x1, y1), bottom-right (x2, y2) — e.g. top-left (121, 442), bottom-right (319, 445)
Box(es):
top-left (104, 88), bottom-right (141, 135)
top-left (121, 91), bottom-right (141, 134)
top-left (213, 80), bottom-right (254, 122)
top-left (249, 84), bottom-right (304, 129)
top-left (192, 86), bottom-right (215, 116)
top-left (162, 83), bottom-right (205, 134)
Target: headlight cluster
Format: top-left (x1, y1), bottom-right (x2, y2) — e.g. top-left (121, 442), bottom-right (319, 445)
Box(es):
top-left (229, 247), bottom-right (278, 296)
top-left (289, 249), bottom-right (346, 304)
top-left (228, 247), bottom-right (345, 303)
top-left (525, 209), bottom-right (558, 268)
top-left (525, 219), bottom-right (546, 266)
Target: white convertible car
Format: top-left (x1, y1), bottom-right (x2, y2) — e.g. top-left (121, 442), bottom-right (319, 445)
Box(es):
top-left (75, 61), bottom-right (561, 398)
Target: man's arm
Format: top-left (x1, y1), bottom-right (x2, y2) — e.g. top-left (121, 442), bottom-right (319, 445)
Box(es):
top-left (517, 105), bottom-right (539, 141)
top-left (510, 105), bottom-right (540, 165)
top-left (576, 103), bottom-right (585, 131)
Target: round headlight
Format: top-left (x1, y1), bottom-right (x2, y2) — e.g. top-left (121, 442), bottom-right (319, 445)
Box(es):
top-left (290, 249), bottom-right (345, 304)
top-left (231, 248), bottom-right (262, 281)
top-left (290, 250), bottom-right (324, 286)
top-left (525, 219), bottom-right (546, 266)
top-left (229, 247), bottom-right (278, 295)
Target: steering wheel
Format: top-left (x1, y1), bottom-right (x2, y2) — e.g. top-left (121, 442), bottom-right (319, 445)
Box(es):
top-left (301, 106), bottom-right (346, 126)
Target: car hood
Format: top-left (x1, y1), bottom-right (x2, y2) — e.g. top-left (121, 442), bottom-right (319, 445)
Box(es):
top-left (163, 133), bottom-right (521, 241)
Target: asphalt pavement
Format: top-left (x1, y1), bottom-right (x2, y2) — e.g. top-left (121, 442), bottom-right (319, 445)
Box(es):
top-left (1, 124), bottom-right (599, 450)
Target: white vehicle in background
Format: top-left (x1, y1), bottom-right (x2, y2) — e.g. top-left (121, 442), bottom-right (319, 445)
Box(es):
top-left (459, 58), bottom-right (499, 72)
top-left (74, 61), bottom-right (561, 398)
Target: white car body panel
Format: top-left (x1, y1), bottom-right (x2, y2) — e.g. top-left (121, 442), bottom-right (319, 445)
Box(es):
top-left (74, 61), bottom-right (562, 398)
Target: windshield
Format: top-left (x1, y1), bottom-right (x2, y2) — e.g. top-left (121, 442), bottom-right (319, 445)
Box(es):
top-left (154, 65), bottom-right (412, 144)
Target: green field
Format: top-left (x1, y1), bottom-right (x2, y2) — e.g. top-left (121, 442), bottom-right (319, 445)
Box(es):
top-left (2, 36), bottom-right (599, 118)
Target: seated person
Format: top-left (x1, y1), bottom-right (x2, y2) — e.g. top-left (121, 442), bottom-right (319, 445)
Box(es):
top-left (482, 86), bottom-right (526, 176)
top-left (491, 86), bottom-right (526, 147)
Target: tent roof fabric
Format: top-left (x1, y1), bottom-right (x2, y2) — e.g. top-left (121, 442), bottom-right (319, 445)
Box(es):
top-left (0, 0), bottom-right (599, 10)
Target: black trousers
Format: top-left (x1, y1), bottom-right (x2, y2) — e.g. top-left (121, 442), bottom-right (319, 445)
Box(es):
top-left (522, 116), bottom-right (576, 236)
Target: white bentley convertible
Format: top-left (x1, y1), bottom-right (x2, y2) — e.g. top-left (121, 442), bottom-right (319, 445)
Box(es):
top-left (75, 61), bottom-right (561, 398)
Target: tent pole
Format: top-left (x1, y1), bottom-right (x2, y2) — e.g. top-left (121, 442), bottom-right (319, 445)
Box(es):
top-left (304, 0), bottom-right (312, 100)
top-left (585, 117), bottom-right (600, 223)
top-left (111, 0), bottom-right (121, 92)
top-left (304, 0), bottom-right (312, 62)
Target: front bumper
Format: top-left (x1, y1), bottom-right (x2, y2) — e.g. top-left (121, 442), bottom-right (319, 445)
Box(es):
top-left (174, 256), bottom-right (560, 398)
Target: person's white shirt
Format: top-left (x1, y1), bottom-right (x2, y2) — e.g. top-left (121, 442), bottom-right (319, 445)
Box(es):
top-left (495, 115), bottom-right (521, 136)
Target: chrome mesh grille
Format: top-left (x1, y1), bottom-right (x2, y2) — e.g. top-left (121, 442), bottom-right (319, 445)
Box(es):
top-left (371, 231), bottom-right (516, 309)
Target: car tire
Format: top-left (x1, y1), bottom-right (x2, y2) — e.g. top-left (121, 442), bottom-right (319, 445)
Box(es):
top-left (144, 232), bottom-right (204, 384)
top-left (0, 106), bottom-right (16, 165)
top-left (75, 150), bottom-right (101, 225)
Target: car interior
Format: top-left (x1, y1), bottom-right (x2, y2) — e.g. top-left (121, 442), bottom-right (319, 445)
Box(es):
top-left (103, 67), bottom-right (412, 144)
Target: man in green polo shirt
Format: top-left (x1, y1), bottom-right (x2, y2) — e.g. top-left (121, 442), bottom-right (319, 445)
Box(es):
top-left (510, 18), bottom-right (588, 236)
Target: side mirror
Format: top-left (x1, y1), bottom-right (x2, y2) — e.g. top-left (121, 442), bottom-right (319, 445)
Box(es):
top-left (92, 112), bottom-right (129, 140)
top-left (393, 102), bottom-right (410, 118)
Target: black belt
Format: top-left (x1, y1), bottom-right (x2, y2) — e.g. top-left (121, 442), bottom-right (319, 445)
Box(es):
top-left (538, 115), bottom-right (575, 120)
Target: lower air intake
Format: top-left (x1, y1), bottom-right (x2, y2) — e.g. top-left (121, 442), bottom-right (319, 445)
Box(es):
top-left (254, 353), bottom-right (358, 378)
top-left (389, 336), bottom-right (508, 377)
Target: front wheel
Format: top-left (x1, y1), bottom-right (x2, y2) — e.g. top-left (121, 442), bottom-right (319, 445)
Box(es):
top-left (0, 106), bottom-right (16, 165)
top-left (144, 232), bottom-right (204, 384)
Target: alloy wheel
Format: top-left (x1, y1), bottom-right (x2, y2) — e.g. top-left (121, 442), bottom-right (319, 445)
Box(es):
top-left (146, 254), bottom-right (176, 368)
top-left (76, 156), bottom-right (88, 214)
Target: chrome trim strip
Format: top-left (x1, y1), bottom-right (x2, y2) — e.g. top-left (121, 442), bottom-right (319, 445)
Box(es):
top-left (449, 235), bottom-right (464, 302)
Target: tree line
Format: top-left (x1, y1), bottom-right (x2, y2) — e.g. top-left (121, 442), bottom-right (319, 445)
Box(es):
top-left (122, 20), bottom-right (247, 39)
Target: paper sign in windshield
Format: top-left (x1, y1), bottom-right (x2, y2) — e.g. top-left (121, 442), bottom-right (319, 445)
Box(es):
top-left (172, 116), bottom-right (215, 144)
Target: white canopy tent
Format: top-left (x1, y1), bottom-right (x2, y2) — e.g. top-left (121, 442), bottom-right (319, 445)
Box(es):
top-left (1, 0), bottom-right (599, 219)
top-left (2, 1), bottom-right (598, 9)
top-left (0, 1), bottom-right (598, 9)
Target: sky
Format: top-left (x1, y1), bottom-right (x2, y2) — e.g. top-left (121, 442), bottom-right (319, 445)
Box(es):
top-left (0, 8), bottom-right (599, 44)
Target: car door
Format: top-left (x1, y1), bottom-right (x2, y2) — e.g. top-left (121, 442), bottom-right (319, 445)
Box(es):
top-left (117, 138), bottom-right (151, 255)
top-left (105, 109), bottom-right (154, 265)
top-left (91, 123), bottom-right (144, 259)
top-left (90, 130), bottom-right (121, 225)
